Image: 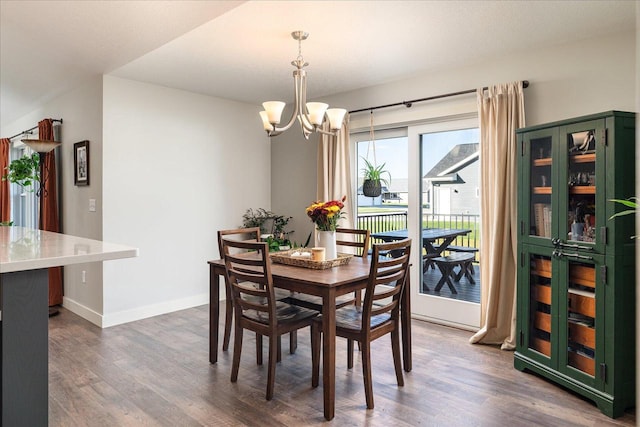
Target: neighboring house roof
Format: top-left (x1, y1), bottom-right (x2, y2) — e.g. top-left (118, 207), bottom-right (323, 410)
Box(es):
top-left (424, 143), bottom-right (479, 179)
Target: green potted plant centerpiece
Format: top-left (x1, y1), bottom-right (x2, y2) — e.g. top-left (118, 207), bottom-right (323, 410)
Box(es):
top-left (241, 208), bottom-right (294, 251)
top-left (361, 157), bottom-right (390, 198)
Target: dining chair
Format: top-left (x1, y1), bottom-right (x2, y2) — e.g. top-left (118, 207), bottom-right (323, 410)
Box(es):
top-left (217, 228), bottom-right (296, 360)
top-left (310, 238), bottom-right (411, 409)
top-left (287, 228), bottom-right (371, 311)
top-left (221, 239), bottom-right (319, 401)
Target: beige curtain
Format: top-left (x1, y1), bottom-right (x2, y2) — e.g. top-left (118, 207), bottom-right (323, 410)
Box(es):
top-left (470, 82), bottom-right (525, 350)
top-left (317, 115), bottom-right (354, 228)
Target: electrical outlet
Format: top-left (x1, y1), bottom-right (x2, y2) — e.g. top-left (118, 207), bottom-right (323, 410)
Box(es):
top-left (82, 270), bottom-right (86, 283)
top-left (89, 199), bottom-right (96, 212)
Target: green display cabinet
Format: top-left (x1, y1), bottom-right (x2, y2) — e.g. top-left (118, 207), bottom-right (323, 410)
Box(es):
top-left (514, 111), bottom-right (636, 418)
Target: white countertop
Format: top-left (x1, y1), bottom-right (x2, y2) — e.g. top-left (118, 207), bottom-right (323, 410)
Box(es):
top-left (0, 226), bottom-right (138, 273)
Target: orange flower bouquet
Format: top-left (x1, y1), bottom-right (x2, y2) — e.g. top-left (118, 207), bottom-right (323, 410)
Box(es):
top-left (306, 196), bottom-right (346, 231)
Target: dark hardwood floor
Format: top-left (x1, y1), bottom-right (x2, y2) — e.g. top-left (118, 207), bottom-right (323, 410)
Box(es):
top-left (48, 305), bottom-right (635, 426)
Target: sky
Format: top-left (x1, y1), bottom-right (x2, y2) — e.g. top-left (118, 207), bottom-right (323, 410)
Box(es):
top-left (356, 128), bottom-right (479, 179)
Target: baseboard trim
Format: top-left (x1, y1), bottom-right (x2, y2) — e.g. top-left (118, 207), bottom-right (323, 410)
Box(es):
top-left (101, 293), bottom-right (210, 328)
top-left (411, 312), bottom-right (479, 332)
top-left (63, 293), bottom-right (210, 328)
top-left (62, 297), bottom-right (104, 327)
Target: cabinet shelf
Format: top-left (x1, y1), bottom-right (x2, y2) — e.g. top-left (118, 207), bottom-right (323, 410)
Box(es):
top-left (568, 322), bottom-right (596, 349)
top-left (569, 265), bottom-right (595, 288)
top-left (533, 158), bottom-right (552, 167)
top-left (531, 337), bottom-right (551, 357)
top-left (534, 311), bottom-right (551, 333)
top-left (568, 351), bottom-right (596, 376)
top-left (533, 284), bottom-right (552, 305)
top-left (533, 187), bottom-right (552, 194)
top-left (570, 153), bottom-right (596, 164)
top-left (569, 186), bottom-right (595, 195)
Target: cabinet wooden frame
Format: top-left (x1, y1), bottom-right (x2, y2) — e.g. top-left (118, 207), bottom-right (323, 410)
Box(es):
top-left (514, 111), bottom-right (636, 419)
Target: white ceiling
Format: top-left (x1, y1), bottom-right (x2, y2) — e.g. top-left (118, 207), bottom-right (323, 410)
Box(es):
top-left (1, 0), bottom-right (636, 126)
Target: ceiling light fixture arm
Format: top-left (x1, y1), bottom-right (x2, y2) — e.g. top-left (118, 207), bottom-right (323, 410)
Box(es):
top-left (259, 31), bottom-right (346, 140)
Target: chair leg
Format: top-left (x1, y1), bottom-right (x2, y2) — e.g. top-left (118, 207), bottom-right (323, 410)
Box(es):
top-left (223, 297), bottom-right (233, 351)
top-left (347, 339), bottom-right (354, 369)
top-left (256, 333), bottom-right (263, 365)
top-left (391, 326), bottom-right (404, 387)
top-left (354, 290), bottom-right (362, 311)
top-left (361, 340), bottom-right (374, 409)
top-left (277, 335), bottom-right (282, 362)
top-left (311, 321), bottom-right (321, 388)
top-left (266, 334), bottom-right (278, 401)
top-left (231, 325), bottom-right (243, 383)
top-left (289, 331), bottom-right (297, 354)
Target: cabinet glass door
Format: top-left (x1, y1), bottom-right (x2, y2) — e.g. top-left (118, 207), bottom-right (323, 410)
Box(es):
top-left (558, 254), bottom-right (604, 388)
top-left (519, 245), bottom-right (556, 365)
top-left (521, 128), bottom-right (558, 246)
top-left (560, 120), bottom-right (606, 254)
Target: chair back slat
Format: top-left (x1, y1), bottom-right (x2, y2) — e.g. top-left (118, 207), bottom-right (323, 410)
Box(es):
top-left (217, 227), bottom-right (261, 258)
top-left (362, 238), bottom-right (411, 327)
top-left (336, 228), bottom-right (370, 257)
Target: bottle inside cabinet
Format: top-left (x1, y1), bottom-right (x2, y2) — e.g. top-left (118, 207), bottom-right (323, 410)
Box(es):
top-left (530, 136), bottom-right (553, 238)
top-left (529, 254), bottom-right (552, 357)
top-left (567, 130), bottom-right (597, 243)
top-left (566, 261), bottom-right (596, 376)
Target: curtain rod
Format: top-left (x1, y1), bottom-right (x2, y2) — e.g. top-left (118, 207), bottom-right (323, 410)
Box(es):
top-left (348, 81), bottom-right (529, 114)
top-left (7, 118), bottom-right (64, 141)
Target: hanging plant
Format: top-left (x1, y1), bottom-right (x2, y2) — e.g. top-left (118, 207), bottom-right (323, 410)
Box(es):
top-left (361, 110), bottom-right (391, 198)
top-left (2, 153), bottom-right (40, 190)
top-left (361, 157), bottom-right (390, 197)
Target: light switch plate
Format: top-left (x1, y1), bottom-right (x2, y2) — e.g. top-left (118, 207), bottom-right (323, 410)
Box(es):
top-left (89, 198), bottom-right (96, 212)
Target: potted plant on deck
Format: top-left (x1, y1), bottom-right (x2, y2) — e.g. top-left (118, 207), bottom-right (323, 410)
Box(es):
top-left (361, 157), bottom-right (390, 198)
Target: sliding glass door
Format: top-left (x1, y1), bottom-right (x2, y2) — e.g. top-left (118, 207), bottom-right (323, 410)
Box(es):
top-left (408, 117), bottom-right (481, 329)
top-left (352, 116), bottom-right (481, 329)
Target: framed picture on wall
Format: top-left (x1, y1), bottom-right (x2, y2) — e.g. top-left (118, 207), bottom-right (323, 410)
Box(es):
top-left (74, 140), bottom-right (89, 186)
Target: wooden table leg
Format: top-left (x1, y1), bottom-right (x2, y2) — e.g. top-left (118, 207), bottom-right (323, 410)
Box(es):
top-left (209, 265), bottom-right (220, 364)
top-left (401, 274), bottom-right (412, 372)
top-left (322, 289), bottom-right (337, 420)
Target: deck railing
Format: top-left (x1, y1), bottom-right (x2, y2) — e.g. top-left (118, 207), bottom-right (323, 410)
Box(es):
top-left (357, 211), bottom-right (480, 252)
top-left (356, 212), bottom-right (408, 235)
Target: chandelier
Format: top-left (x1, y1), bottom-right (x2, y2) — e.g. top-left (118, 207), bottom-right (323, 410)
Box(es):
top-left (259, 31), bottom-right (347, 139)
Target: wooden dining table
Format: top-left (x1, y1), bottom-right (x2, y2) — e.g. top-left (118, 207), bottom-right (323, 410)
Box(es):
top-left (207, 255), bottom-right (412, 421)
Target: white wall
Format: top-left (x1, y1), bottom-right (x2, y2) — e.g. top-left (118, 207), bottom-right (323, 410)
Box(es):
top-left (0, 76), bottom-right (106, 322)
top-left (271, 30), bottom-right (637, 225)
top-left (101, 76), bottom-right (270, 327)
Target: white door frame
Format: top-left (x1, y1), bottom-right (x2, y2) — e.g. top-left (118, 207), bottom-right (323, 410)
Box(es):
top-left (406, 116), bottom-right (481, 330)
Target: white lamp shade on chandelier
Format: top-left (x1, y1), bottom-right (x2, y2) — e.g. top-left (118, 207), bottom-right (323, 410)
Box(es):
top-left (259, 31), bottom-right (347, 139)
